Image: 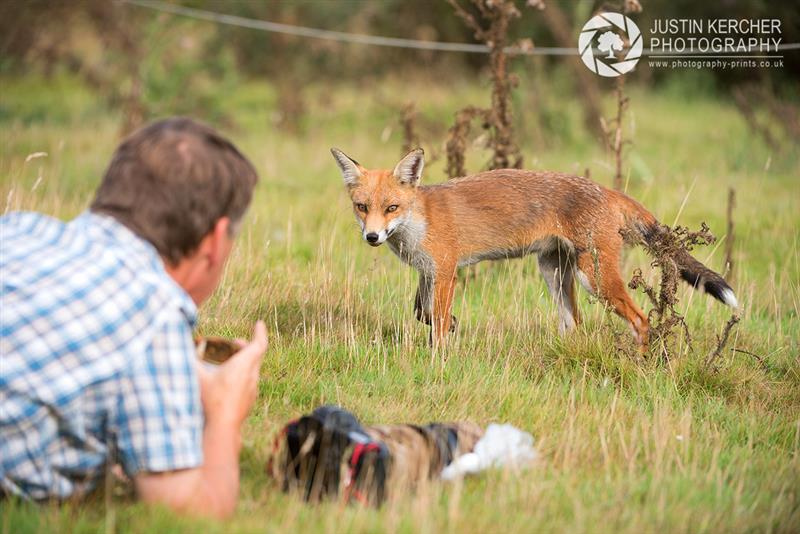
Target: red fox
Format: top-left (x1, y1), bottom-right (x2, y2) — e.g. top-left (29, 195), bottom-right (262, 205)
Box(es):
top-left (331, 147), bottom-right (738, 347)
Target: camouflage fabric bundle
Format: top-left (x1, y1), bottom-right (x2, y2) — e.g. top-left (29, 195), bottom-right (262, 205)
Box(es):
top-left (267, 406), bottom-right (484, 506)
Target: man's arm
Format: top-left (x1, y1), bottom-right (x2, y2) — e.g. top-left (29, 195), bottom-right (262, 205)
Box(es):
top-left (134, 321), bottom-right (268, 518)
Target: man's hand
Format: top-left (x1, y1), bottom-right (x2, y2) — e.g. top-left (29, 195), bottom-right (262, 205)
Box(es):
top-left (197, 320), bottom-right (268, 428)
top-left (135, 321), bottom-right (268, 519)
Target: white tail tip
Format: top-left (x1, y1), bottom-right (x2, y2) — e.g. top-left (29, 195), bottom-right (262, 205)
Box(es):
top-left (721, 288), bottom-right (739, 309)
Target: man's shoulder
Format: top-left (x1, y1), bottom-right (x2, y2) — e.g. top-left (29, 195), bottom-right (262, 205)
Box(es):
top-left (0, 211), bottom-right (81, 283)
top-left (0, 212), bottom-right (199, 415)
top-left (1, 210), bottom-right (61, 229)
top-left (1, 210), bottom-right (197, 336)
top-left (0, 211), bottom-right (66, 246)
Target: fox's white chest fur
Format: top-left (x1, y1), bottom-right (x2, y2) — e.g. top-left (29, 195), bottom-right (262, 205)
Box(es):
top-left (386, 215), bottom-right (434, 275)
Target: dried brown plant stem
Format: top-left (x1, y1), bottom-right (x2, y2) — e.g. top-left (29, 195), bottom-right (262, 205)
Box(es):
top-left (731, 84), bottom-right (800, 151)
top-left (731, 348), bottom-right (768, 371)
top-left (446, 0), bottom-right (527, 176)
top-left (613, 76), bottom-right (627, 191)
top-left (400, 102), bottom-right (420, 155)
top-left (725, 187), bottom-right (735, 279)
top-left (732, 86), bottom-right (779, 151)
top-left (275, 80), bottom-right (306, 135)
top-left (445, 106), bottom-right (489, 179)
top-left (705, 314), bottom-right (741, 370)
top-left (601, 75), bottom-right (629, 192)
top-left (603, 0), bottom-right (641, 189)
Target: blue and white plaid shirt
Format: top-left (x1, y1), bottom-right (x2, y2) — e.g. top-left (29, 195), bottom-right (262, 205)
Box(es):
top-left (0, 211), bottom-right (204, 500)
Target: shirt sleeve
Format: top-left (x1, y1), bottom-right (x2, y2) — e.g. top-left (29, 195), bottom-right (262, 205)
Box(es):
top-left (113, 307), bottom-right (204, 475)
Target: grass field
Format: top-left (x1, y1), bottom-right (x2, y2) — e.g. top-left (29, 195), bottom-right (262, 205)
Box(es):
top-left (1, 71), bottom-right (799, 533)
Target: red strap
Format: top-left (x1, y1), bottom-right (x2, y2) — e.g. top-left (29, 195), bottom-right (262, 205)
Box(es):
top-left (345, 442), bottom-right (382, 504)
top-left (350, 442), bottom-right (381, 468)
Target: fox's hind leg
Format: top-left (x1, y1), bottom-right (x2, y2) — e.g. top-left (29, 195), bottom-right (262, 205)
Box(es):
top-left (576, 247), bottom-right (649, 347)
top-left (538, 248), bottom-right (580, 334)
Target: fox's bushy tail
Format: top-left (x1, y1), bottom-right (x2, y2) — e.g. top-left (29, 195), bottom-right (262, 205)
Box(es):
top-left (672, 247), bottom-right (738, 308)
top-left (621, 195), bottom-right (738, 309)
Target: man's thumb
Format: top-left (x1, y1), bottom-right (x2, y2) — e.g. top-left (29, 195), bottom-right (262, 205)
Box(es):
top-left (251, 320), bottom-right (268, 353)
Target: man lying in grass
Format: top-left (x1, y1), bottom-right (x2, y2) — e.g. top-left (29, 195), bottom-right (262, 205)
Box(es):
top-left (0, 118), bottom-right (267, 518)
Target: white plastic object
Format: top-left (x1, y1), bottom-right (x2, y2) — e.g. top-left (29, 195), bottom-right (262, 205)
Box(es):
top-left (440, 423), bottom-right (537, 480)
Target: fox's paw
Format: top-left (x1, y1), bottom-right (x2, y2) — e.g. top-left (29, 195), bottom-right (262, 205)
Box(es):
top-left (415, 307), bottom-right (432, 325)
top-left (427, 316), bottom-right (459, 347)
top-left (417, 312), bottom-right (457, 332)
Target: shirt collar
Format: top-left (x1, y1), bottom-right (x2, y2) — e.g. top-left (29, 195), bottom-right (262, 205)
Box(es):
top-left (76, 211), bottom-right (198, 326)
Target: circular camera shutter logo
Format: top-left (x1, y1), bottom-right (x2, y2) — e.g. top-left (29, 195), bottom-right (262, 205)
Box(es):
top-left (578, 12), bottom-right (642, 77)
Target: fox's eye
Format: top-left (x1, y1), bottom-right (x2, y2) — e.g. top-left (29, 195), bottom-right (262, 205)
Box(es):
top-left (386, 205), bottom-right (398, 213)
top-left (356, 203), bottom-right (368, 213)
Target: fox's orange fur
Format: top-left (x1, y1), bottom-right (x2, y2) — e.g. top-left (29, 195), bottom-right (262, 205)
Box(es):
top-left (331, 148), bottom-right (738, 346)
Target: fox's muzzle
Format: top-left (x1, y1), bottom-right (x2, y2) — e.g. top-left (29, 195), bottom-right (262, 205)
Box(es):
top-left (363, 229), bottom-right (388, 247)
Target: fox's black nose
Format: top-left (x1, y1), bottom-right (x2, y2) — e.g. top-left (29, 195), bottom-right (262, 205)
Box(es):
top-left (366, 232), bottom-right (379, 243)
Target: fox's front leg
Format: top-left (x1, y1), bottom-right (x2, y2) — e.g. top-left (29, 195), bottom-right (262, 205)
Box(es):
top-left (415, 271), bottom-right (457, 332)
top-left (414, 272), bottom-right (433, 325)
top-left (430, 262), bottom-right (457, 345)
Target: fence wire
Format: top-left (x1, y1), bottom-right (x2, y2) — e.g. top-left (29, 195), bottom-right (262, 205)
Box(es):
top-left (122, 0), bottom-right (800, 57)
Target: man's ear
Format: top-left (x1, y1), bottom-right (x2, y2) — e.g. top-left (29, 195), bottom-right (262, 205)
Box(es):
top-left (207, 217), bottom-right (231, 266)
top-left (330, 148), bottom-right (362, 187)
top-left (393, 148), bottom-right (424, 186)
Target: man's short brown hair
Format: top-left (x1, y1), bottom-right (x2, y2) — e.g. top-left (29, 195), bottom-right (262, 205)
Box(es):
top-left (91, 117), bottom-right (259, 264)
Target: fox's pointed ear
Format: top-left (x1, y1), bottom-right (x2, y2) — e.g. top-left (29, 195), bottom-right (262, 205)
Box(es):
top-left (330, 148), bottom-right (362, 187)
top-left (393, 148), bottom-right (424, 186)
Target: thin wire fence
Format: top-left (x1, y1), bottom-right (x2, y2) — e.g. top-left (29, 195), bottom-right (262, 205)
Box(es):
top-left (122, 0), bottom-right (800, 57)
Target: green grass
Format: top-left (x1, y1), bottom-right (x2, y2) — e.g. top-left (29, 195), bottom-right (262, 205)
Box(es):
top-left (1, 70), bottom-right (798, 533)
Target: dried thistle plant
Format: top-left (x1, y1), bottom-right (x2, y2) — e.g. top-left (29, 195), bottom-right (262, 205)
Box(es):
top-left (400, 102), bottom-right (421, 155)
top-left (445, 106), bottom-right (490, 179)
top-left (446, 0), bottom-right (533, 176)
top-left (624, 223), bottom-right (718, 362)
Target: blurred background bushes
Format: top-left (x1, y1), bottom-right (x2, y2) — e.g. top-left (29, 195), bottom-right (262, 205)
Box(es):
top-left (0, 0), bottom-right (797, 138)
